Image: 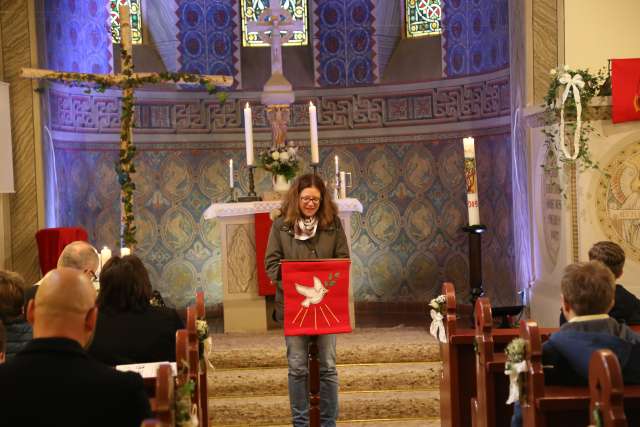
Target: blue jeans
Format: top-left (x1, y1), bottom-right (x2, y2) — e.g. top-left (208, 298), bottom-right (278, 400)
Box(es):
top-left (285, 334), bottom-right (338, 427)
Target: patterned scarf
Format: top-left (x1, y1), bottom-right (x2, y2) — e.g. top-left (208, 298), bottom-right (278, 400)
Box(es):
top-left (294, 216), bottom-right (318, 240)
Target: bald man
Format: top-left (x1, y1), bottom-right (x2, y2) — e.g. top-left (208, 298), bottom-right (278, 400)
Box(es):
top-left (0, 268), bottom-right (151, 427)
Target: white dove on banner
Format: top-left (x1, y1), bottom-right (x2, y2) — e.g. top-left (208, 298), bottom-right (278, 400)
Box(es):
top-left (295, 276), bottom-right (329, 307)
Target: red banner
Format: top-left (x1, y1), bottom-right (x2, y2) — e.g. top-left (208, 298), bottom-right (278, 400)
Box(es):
top-left (612, 58), bottom-right (640, 124)
top-left (255, 213), bottom-right (276, 296)
top-left (282, 259), bottom-right (352, 336)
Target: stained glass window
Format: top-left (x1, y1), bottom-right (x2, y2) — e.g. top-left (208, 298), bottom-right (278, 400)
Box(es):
top-left (405, 0), bottom-right (442, 38)
top-left (241, 0), bottom-right (308, 47)
top-left (110, 0), bottom-right (143, 44)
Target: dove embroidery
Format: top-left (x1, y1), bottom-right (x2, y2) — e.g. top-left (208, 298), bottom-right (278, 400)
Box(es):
top-left (295, 276), bottom-right (328, 307)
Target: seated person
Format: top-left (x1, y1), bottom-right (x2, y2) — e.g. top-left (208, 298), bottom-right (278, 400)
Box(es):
top-left (0, 268), bottom-right (151, 427)
top-left (0, 270), bottom-right (32, 359)
top-left (88, 255), bottom-right (183, 366)
top-left (560, 241), bottom-right (640, 325)
top-left (0, 320), bottom-right (5, 363)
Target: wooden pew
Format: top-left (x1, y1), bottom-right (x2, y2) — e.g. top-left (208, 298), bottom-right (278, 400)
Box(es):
top-left (589, 349), bottom-right (627, 427)
top-left (195, 291), bottom-right (209, 427)
top-left (140, 363), bottom-right (175, 427)
top-left (519, 321), bottom-right (640, 427)
top-left (176, 327), bottom-right (201, 424)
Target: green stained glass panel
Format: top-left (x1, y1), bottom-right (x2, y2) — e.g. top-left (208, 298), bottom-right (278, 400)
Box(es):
top-left (110, 0), bottom-right (143, 45)
top-left (405, 0), bottom-right (442, 38)
top-left (241, 0), bottom-right (308, 47)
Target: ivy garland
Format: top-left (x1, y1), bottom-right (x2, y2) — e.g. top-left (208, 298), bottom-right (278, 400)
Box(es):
top-left (37, 48), bottom-right (227, 247)
top-left (542, 65), bottom-right (606, 188)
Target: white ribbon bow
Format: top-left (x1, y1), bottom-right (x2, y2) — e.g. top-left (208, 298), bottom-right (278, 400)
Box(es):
top-left (429, 309), bottom-right (447, 343)
top-left (558, 72), bottom-right (585, 160)
top-left (505, 360), bottom-right (528, 404)
top-left (204, 336), bottom-right (214, 370)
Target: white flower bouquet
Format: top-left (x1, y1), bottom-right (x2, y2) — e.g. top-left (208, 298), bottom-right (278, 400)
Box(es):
top-left (257, 141), bottom-right (300, 181)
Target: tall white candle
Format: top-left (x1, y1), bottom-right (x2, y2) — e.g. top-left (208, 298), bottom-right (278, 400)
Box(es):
top-left (339, 171), bottom-right (347, 199)
top-left (100, 246), bottom-right (112, 269)
top-left (229, 159), bottom-right (234, 188)
top-left (243, 103), bottom-right (254, 166)
top-left (334, 155), bottom-right (339, 177)
top-left (463, 137), bottom-right (480, 226)
top-left (309, 102), bottom-right (319, 164)
top-left (121, 247), bottom-right (131, 257)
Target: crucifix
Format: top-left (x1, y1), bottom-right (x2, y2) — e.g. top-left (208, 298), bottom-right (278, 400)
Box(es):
top-left (21, 5), bottom-right (233, 249)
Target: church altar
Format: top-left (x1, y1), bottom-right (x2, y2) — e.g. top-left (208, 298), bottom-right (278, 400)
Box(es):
top-left (204, 198), bottom-right (363, 333)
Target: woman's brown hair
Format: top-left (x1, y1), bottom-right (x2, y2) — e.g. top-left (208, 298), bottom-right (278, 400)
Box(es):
top-left (281, 174), bottom-right (338, 229)
top-left (0, 270), bottom-right (26, 323)
top-left (97, 255), bottom-right (152, 312)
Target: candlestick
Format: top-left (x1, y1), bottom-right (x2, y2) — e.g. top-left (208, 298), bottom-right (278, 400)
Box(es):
top-left (309, 102), bottom-right (319, 164)
top-left (244, 103), bottom-right (254, 166)
top-left (120, 247), bottom-right (131, 257)
top-left (463, 137), bottom-right (480, 226)
top-left (339, 171), bottom-right (346, 199)
top-left (229, 159), bottom-right (234, 188)
top-left (100, 246), bottom-right (112, 269)
top-left (237, 165), bottom-right (262, 202)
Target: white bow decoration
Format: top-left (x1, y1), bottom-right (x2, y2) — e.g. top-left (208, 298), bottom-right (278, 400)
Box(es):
top-left (429, 309), bottom-right (447, 343)
top-left (558, 72), bottom-right (585, 160)
top-left (505, 360), bottom-right (528, 404)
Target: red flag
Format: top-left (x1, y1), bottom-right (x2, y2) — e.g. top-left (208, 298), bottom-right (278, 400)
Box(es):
top-left (282, 259), bottom-right (352, 336)
top-left (255, 213), bottom-right (276, 296)
top-left (612, 58), bottom-right (640, 124)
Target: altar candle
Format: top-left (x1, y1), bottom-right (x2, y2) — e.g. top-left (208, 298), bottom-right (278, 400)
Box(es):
top-left (309, 102), bottom-right (319, 164)
top-left (229, 159), bottom-right (234, 188)
top-left (244, 103), bottom-right (254, 166)
top-left (334, 155), bottom-right (339, 177)
top-left (463, 137), bottom-right (480, 225)
top-left (121, 247), bottom-right (131, 257)
top-left (339, 171), bottom-right (347, 199)
top-left (100, 246), bottom-right (112, 269)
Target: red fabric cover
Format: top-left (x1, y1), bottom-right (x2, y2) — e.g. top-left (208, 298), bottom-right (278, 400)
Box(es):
top-left (35, 227), bottom-right (89, 275)
top-left (255, 213), bottom-right (276, 296)
top-left (282, 259), bottom-right (352, 336)
top-left (612, 58), bottom-right (640, 124)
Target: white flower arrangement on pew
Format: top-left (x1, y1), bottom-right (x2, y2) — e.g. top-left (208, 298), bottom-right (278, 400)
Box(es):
top-left (504, 338), bottom-right (527, 405)
top-left (428, 295), bottom-right (447, 343)
top-left (175, 378), bottom-right (198, 427)
top-left (196, 319), bottom-right (213, 368)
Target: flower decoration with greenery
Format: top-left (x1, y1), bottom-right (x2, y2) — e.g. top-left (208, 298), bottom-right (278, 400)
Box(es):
top-left (257, 141), bottom-right (300, 181)
top-left (428, 294), bottom-right (447, 316)
top-left (542, 65), bottom-right (606, 183)
top-left (504, 337), bottom-right (527, 404)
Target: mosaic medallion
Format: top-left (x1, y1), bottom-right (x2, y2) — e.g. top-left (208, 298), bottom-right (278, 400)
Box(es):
top-left (438, 143), bottom-right (464, 192)
top-left (132, 157), bottom-right (153, 202)
top-left (406, 252), bottom-right (439, 297)
top-left (321, 148), bottom-right (361, 191)
top-left (161, 154), bottom-right (193, 202)
top-left (441, 200), bottom-right (466, 242)
top-left (349, 253), bottom-right (365, 299)
top-left (70, 156), bottom-right (90, 197)
top-left (444, 252), bottom-right (469, 299)
top-left (404, 199), bottom-right (437, 243)
top-left (367, 250), bottom-right (403, 297)
top-left (95, 154), bottom-right (118, 202)
top-left (160, 206), bottom-right (196, 252)
top-left (404, 146), bottom-right (435, 194)
top-left (365, 147), bottom-right (399, 192)
top-left (199, 214), bottom-right (221, 249)
top-left (96, 207), bottom-right (120, 249)
top-left (162, 259), bottom-right (197, 308)
top-left (201, 257), bottom-right (223, 304)
top-left (596, 141), bottom-right (640, 262)
top-left (133, 208), bottom-right (158, 256)
top-left (349, 211), bottom-right (363, 242)
top-left (365, 199), bottom-right (401, 246)
top-left (199, 156), bottom-right (232, 201)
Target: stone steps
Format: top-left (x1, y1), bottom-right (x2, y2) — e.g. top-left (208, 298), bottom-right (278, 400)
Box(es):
top-left (206, 327), bottom-right (441, 426)
top-left (209, 361), bottom-right (441, 397)
top-left (209, 389), bottom-right (440, 426)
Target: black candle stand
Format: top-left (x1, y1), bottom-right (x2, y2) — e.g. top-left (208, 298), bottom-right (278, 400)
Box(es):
top-left (463, 224), bottom-right (487, 308)
top-left (237, 165), bottom-right (261, 202)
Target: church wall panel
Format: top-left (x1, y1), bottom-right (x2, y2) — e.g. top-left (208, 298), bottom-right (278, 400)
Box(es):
top-left (43, 0), bottom-right (112, 73)
top-left (442, 0), bottom-right (509, 77)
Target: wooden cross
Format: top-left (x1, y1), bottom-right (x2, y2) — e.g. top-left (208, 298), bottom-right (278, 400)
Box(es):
top-left (246, 5), bottom-right (304, 76)
top-left (21, 5), bottom-right (233, 248)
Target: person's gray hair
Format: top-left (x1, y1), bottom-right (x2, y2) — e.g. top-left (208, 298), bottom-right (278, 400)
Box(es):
top-left (57, 241), bottom-right (99, 271)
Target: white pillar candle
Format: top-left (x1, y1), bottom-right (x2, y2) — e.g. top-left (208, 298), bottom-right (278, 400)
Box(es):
top-left (309, 102), bottom-right (319, 164)
top-left (100, 246), bottom-right (112, 269)
top-left (339, 171), bottom-right (347, 199)
top-left (229, 159), bottom-right (234, 188)
top-left (243, 103), bottom-right (254, 166)
top-left (463, 137), bottom-right (480, 226)
top-left (121, 247), bottom-right (131, 257)
top-left (334, 155), bottom-right (339, 177)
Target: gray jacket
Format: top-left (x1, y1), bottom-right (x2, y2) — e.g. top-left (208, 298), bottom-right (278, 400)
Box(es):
top-left (264, 215), bottom-right (350, 320)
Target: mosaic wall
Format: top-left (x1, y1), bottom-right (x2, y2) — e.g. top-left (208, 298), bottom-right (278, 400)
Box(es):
top-left (44, 0), bottom-right (112, 73)
top-left (442, 0), bottom-right (509, 77)
top-left (176, 0), bottom-right (241, 82)
top-left (51, 132), bottom-right (515, 308)
top-left (312, 0), bottom-right (378, 87)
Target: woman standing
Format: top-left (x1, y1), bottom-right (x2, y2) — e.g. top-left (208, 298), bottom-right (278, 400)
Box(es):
top-left (265, 174), bottom-right (350, 427)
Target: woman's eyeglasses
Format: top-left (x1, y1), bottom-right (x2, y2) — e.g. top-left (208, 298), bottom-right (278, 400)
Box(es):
top-left (300, 196), bottom-right (321, 205)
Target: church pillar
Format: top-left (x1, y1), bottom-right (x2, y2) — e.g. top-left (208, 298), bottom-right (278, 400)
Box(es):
top-left (0, 0), bottom-right (45, 281)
